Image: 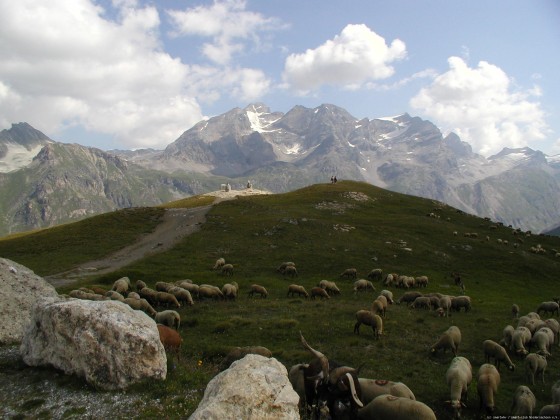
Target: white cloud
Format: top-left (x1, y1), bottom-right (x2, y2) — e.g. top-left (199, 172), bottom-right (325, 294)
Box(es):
top-left (282, 24), bottom-right (407, 93)
top-left (167, 0), bottom-right (283, 65)
top-left (410, 57), bottom-right (549, 156)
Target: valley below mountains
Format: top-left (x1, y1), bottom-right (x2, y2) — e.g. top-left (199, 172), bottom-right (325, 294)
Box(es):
top-left (1, 103), bottom-right (560, 236)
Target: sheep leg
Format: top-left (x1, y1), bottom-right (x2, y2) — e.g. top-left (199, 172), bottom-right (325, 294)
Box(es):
top-left (354, 322), bottom-right (361, 335)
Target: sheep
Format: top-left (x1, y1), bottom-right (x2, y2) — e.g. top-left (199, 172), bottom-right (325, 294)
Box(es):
top-left (319, 280), bottom-right (341, 295)
top-left (551, 379), bottom-right (560, 404)
top-left (155, 281), bottom-right (176, 292)
top-left (371, 299), bottom-right (385, 318)
top-left (111, 277), bottom-right (131, 295)
top-left (427, 295), bottom-right (440, 309)
top-left (396, 291), bottom-right (422, 305)
top-left (500, 325), bottom-right (515, 349)
top-left (439, 295), bottom-right (452, 317)
top-left (531, 327), bottom-right (554, 357)
top-left (135, 280), bottom-right (146, 291)
top-left (155, 310), bottom-right (181, 330)
top-left (213, 257), bottom-right (225, 270)
top-left (276, 261), bottom-right (295, 274)
top-left (283, 265), bottom-right (298, 278)
top-left (511, 326), bottom-right (531, 356)
top-left (445, 356), bottom-right (472, 419)
top-left (512, 303), bottom-right (520, 318)
top-left (410, 296), bottom-right (431, 310)
top-left (510, 385), bottom-right (536, 417)
top-left (221, 263), bottom-right (234, 276)
top-left (127, 292), bottom-right (140, 300)
top-left (477, 363), bottom-right (500, 416)
top-left (105, 290), bottom-right (125, 302)
top-left (124, 297), bottom-right (157, 317)
top-left (380, 289), bottom-right (394, 304)
top-left (526, 311), bottom-right (541, 320)
top-left (157, 324), bottom-right (182, 358)
top-left (357, 395), bottom-right (436, 420)
top-left (138, 287), bottom-right (158, 305)
top-left (248, 284), bottom-right (268, 298)
top-left (69, 290), bottom-right (108, 301)
top-left (353, 279), bottom-right (375, 293)
top-left (367, 268), bottom-right (383, 281)
top-left (544, 318), bottom-right (560, 345)
top-left (525, 318), bottom-right (546, 335)
top-left (155, 291), bottom-right (181, 308)
top-left (431, 326), bottom-right (462, 356)
top-left (358, 378), bottom-right (415, 405)
top-left (451, 296), bottom-right (471, 312)
top-left (89, 286), bottom-right (108, 295)
top-left (167, 286), bottom-right (194, 306)
top-left (340, 268), bottom-right (358, 279)
top-left (79, 287), bottom-right (96, 294)
top-left (175, 281), bottom-right (200, 298)
top-left (354, 310), bottom-right (383, 338)
top-left (221, 281), bottom-right (239, 300)
top-left (287, 284), bottom-right (309, 298)
top-left (483, 339), bottom-right (515, 371)
top-left (415, 275), bottom-right (429, 287)
top-left (310, 287), bottom-right (330, 300)
top-left (198, 285), bottom-right (224, 300)
top-left (537, 301), bottom-right (560, 317)
top-left (374, 295), bottom-right (388, 316)
top-left (525, 353), bottom-right (547, 385)
top-left (218, 345), bottom-right (272, 371)
top-left (288, 364), bottom-right (309, 409)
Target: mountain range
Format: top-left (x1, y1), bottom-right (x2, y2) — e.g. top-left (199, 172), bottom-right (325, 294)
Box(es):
top-left (1, 103), bottom-right (559, 236)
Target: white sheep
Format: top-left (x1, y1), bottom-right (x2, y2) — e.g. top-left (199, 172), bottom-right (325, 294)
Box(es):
top-left (500, 325), bottom-right (515, 349)
top-left (127, 292), bottom-right (140, 300)
top-left (340, 268), bottom-right (358, 279)
top-left (410, 296), bottom-right (431, 310)
top-left (510, 385), bottom-right (536, 416)
top-left (283, 265), bottom-right (298, 278)
top-left (221, 281), bottom-right (239, 300)
top-left (367, 268), bottom-right (383, 281)
top-left (431, 326), bottom-right (462, 356)
top-left (445, 356), bottom-right (472, 419)
top-left (248, 284), bottom-right (268, 298)
top-left (155, 310), bottom-right (181, 330)
top-left (287, 284), bottom-right (309, 298)
top-left (221, 263), bottom-right (234, 276)
top-left (111, 277), bottom-right (131, 295)
top-left (477, 363), bottom-right (500, 416)
top-left (525, 353), bottom-right (547, 385)
top-left (415, 275), bottom-right (429, 287)
top-left (124, 297), bottom-right (157, 317)
top-left (525, 318), bottom-right (546, 335)
top-left (531, 327), bottom-right (554, 357)
top-left (358, 378), bottom-right (415, 406)
top-left (537, 301), bottom-right (560, 317)
top-left (105, 290), bottom-right (125, 302)
top-left (439, 295), bottom-right (452, 317)
top-left (380, 289), bottom-right (394, 304)
top-left (510, 326), bottom-right (531, 356)
top-left (397, 291), bottom-right (422, 305)
top-left (544, 318), bottom-right (560, 346)
top-left (482, 339), bottom-right (515, 371)
top-left (512, 303), bottom-right (520, 318)
top-left (354, 310), bottom-right (383, 338)
top-left (357, 395), bottom-right (436, 420)
top-left (213, 257), bottom-right (225, 270)
top-left (353, 279), bottom-right (375, 293)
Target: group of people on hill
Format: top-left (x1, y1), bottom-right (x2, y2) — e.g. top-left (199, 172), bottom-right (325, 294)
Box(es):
top-left (330, 175), bottom-right (338, 184)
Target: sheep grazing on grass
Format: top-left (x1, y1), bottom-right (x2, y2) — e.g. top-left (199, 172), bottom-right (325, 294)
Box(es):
top-left (483, 340), bottom-right (515, 371)
top-left (512, 303), bottom-right (520, 318)
top-left (111, 277), bottom-right (131, 295)
top-left (157, 324), bottom-right (182, 359)
top-left (451, 296), bottom-right (471, 312)
top-left (198, 285), bottom-right (224, 300)
top-left (510, 385), bottom-right (536, 416)
top-left (124, 297), bottom-right (157, 317)
top-left (354, 310), bottom-right (383, 338)
top-left (431, 326), bottom-right (462, 357)
top-left (89, 286), bottom-right (108, 295)
top-left (167, 286), bottom-right (194, 306)
top-left (155, 310), bottom-right (181, 330)
top-left (373, 295), bottom-right (388, 317)
top-left (138, 287), bottom-right (158, 305)
top-left (531, 327), bottom-right (554, 357)
top-left (415, 275), bottom-right (429, 288)
top-left (353, 279), bottom-right (375, 293)
top-left (287, 284), bottom-right (309, 298)
top-left (155, 281), bottom-right (174, 292)
top-left (544, 318), bottom-right (560, 345)
top-left (410, 296), bottom-right (432, 310)
top-left (380, 289), bottom-right (394, 304)
top-left (155, 291), bottom-right (181, 308)
top-left (175, 280), bottom-right (200, 299)
top-left (221, 263), bottom-right (234, 277)
top-left (283, 265), bottom-right (298, 278)
top-left (525, 353), bottom-right (547, 385)
top-left (135, 280), bottom-right (146, 291)
top-left (218, 346), bottom-right (272, 371)
top-left (445, 356), bottom-right (472, 419)
top-left (221, 281), bottom-right (239, 300)
top-left (439, 295), bottom-right (452, 317)
top-left (367, 268), bottom-right (383, 282)
top-left (357, 395), bottom-right (436, 420)
top-left (397, 291), bottom-right (422, 305)
top-left (310, 287), bottom-right (330, 300)
top-left (276, 261), bottom-right (295, 274)
top-left (477, 363), bottom-right (500, 416)
top-left (213, 257), bottom-right (226, 270)
top-left (537, 301), bottom-right (560, 317)
top-left (248, 284), bottom-right (268, 298)
top-left (358, 379), bottom-right (415, 406)
top-left (510, 326), bottom-right (531, 357)
top-left (69, 290), bottom-right (108, 301)
top-left (500, 325), bottom-right (515, 349)
top-left (319, 280), bottom-right (341, 295)
top-left (105, 290), bottom-right (125, 302)
top-left (340, 268), bottom-right (358, 279)
top-left (127, 292), bottom-right (140, 300)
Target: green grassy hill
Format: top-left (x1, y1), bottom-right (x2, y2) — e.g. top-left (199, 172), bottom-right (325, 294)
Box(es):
top-left (1, 180), bottom-right (560, 419)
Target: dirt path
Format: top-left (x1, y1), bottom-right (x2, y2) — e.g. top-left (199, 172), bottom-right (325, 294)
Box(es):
top-left (45, 188), bottom-right (270, 287)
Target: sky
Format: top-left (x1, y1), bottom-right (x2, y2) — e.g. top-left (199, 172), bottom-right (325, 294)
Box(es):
top-left (0, 0), bottom-right (559, 157)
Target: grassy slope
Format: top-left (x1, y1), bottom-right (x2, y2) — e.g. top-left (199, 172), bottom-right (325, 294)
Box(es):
top-left (1, 180), bottom-right (560, 419)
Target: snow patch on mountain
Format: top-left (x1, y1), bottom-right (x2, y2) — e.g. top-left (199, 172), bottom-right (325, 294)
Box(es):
top-left (0, 143), bottom-right (44, 173)
top-left (246, 110), bottom-right (280, 133)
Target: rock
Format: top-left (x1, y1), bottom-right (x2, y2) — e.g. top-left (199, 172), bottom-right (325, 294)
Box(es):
top-left (0, 258), bottom-right (59, 344)
top-left (20, 298), bottom-right (167, 390)
top-left (190, 354), bottom-right (300, 419)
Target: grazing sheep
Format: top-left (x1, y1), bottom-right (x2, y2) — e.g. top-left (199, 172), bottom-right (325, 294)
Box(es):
top-left (283, 265), bottom-right (299, 278)
top-left (380, 289), bottom-right (394, 304)
top-left (483, 340), bottom-right (515, 371)
top-left (319, 280), bottom-right (341, 295)
top-left (415, 275), bottom-right (429, 288)
top-left (89, 286), bottom-right (108, 295)
top-left (431, 326), bottom-right (462, 356)
top-left (127, 292), bottom-right (140, 300)
top-left (155, 291), bottom-right (181, 308)
top-left (551, 379), bottom-right (560, 404)
top-left (175, 281), bottom-right (200, 299)
top-left (477, 363), bottom-right (500, 416)
top-left (310, 287), bottom-right (330, 300)
top-left (289, 364), bottom-right (309, 409)
top-left (157, 324), bottom-right (182, 358)
top-left (155, 281), bottom-right (175, 292)
top-left (357, 395), bottom-right (436, 420)
top-left (531, 327), bottom-right (554, 357)
top-left (410, 296), bottom-right (431, 310)
top-left (167, 286), bottom-right (194, 306)
top-left (537, 301), bottom-right (560, 317)
top-left (277, 261), bottom-right (295, 274)
top-left (544, 318), bottom-right (560, 345)
top-left (439, 295), bottom-right (452, 317)
top-left (221, 263), bottom-right (234, 276)
top-left (105, 290), bottom-right (125, 302)
top-left (367, 268), bottom-right (383, 281)
top-left (511, 326), bottom-right (531, 357)
top-left (512, 303), bottom-right (520, 318)
top-left (445, 356), bottom-right (472, 419)
top-left (287, 284), bottom-right (309, 298)
top-left (397, 291), bottom-right (422, 305)
top-left (248, 284), bottom-right (268, 298)
top-left (358, 378), bottom-right (415, 406)
top-left (124, 297), bottom-right (157, 317)
top-left (354, 310), bottom-right (383, 338)
top-left (155, 310), bottom-right (181, 330)
top-left (221, 282), bottom-right (239, 300)
top-left (213, 257), bottom-right (226, 270)
top-left (525, 353), bottom-right (547, 385)
top-left (374, 295), bottom-right (388, 315)
top-left (526, 311), bottom-right (541, 320)
top-left (69, 290), bottom-right (108, 301)
top-left (198, 285), bottom-right (225, 300)
top-left (138, 287), bottom-right (158, 305)
top-left (341, 268), bottom-right (358, 279)
top-left (135, 280), bottom-right (146, 291)
top-left (371, 299), bottom-right (385, 318)
top-left (218, 345), bottom-right (272, 371)
top-left (111, 277), bottom-right (131, 295)
top-left (510, 385), bottom-right (536, 416)
top-left (353, 279), bottom-right (376, 293)
top-left (525, 318), bottom-right (546, 335)
top-left (500, 325), bottom-right (515, 349)
top-left (451, 296), bottom-right (471, 312)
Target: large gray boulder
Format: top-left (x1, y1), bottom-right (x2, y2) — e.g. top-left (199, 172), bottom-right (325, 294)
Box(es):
top-left (20, 297), bottom-right (167, 390)
top-left (0, 258), bottom-right (59, 344)
top-left (190, 354), bottom-right (300, 419)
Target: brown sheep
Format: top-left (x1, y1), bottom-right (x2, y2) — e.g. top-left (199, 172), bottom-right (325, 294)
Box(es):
top-left (287, 284), bottom-right (309, 298)
top-left (157, 324), bottom-right (182, 359)
top-left (310, 287), bottom-right (330, 300)
top-left (341, 268), bottom-right (358, 279)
